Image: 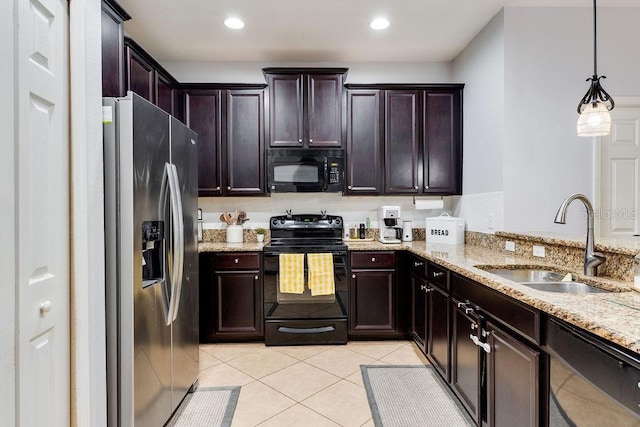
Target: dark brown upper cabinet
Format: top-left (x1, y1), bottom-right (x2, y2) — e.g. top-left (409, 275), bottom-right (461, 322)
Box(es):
top-left (345, 89), bottom-right (383, 194)
top-left (344, 84), bottom-right (463, 196)
top-left (101, 0), bottom-right (130, 97)
top-left (184, 85), bottom-right (266, 197)
top-left (423, 90), bottom-right (463, 195)
top-left (384, 90), bottom-right (421, 194)
top-left (264, 68), bottom-right (347, 148)
top-left (124, 37), bottom-right (179, 116)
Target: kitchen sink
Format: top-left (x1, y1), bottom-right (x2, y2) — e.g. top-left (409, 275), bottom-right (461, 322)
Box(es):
top-left (519, 281), bottom-right (610, 294)
top-left (478, 266), bottom-right (612, 294)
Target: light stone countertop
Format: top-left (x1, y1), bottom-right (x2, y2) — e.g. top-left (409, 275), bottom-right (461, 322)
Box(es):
top-left (199, 239), bottom-right (640, 354)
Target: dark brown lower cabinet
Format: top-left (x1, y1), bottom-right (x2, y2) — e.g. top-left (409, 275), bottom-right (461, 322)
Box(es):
top-left (451, 297), bottom-right (482, 424)
top-left (200, 252), bottom-right (263, 342)
top-left (427, 285), bottom-right (450, 380)
top-left (349, 270), bottom-right (395, 334)
top-left (411, 272), bottom-right (427, 349)
top-left (486, 321), bottom-right (539, 427)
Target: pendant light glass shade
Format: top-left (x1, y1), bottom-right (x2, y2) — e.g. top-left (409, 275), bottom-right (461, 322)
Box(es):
top-left (577, 102), bottom-right (611, 136)
top-left (576, 0), bottom-right (614, 137)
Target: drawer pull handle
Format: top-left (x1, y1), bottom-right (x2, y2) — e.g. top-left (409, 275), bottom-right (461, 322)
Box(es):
top-left (469, 334), bottom-right (492, 353)
top-left (433, 271), bottom-right (444, 278)
top-left (420, 285), bottom-right (426, 291)
top-left (234, 258), bottom-right (239, 264)
top-left (278, 326), bottom-right (335, 334)
top-left (371, 257), bottom-right (376, 262)
top-left (457, 302), bottom-right (466, 309)
top-left (414, 262), bottom-right (424, 267)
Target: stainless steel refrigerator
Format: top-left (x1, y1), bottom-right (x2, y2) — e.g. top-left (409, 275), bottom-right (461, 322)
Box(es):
top-left (103, 92), bottom-right (199, 427)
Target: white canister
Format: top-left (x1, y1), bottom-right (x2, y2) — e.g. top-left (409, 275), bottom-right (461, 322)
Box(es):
top-left (226, 225), bottom-right (243, 243)
top-left (402, 221), bottom-right (413, 242)
top-left (425, 214), bottom-right (465, 245)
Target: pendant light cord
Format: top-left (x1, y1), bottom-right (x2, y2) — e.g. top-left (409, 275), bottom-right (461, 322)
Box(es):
top-left (593, 0), bottom-right (598, 76)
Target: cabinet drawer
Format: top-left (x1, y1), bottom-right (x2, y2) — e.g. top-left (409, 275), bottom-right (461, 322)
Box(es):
top-left (427, 262), bottom-right (449, 291)
top-left (215, 252), bottom-right (260, 270)
top-left (410, 256), bottom-right (427, 277)
top-left (351, 251), bottom-right (395, 269)
top-left (452, 273), bottom-right (540, 344)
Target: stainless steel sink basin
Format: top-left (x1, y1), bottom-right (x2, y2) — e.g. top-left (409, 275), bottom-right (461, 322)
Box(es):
top-left (479, 267), bottom-right (612, 293)
top-left (520, 281), bottom-right (610, 294)
top-left (482, 268), bottom-right (566, 283)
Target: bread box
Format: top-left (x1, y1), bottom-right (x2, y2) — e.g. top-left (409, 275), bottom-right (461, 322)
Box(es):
top-left (425, 214), bottom-right (465, 245)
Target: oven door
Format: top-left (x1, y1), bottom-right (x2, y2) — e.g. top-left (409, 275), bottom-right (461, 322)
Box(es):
top-left (263, 250), bottom-right (348, 345)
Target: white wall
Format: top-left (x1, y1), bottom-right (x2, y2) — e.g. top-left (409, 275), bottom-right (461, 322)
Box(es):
top-left (162, 60), bottom-right (453, 84)
top-left (0, 0), bottom-right (15, 423)
top-left (503, 6), bottom-right (640, 233)
top-left (452, 10), bottom-right (504, 195)
top-left (70, 0), bottom-right (107, 425)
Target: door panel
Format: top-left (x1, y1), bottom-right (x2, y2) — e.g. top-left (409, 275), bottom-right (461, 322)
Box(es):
top-left (307, 74), bottom-right (342, 147)
top-left (350, 270), bottom-right (395, 332)
top-left (411, 274), bottom-right (427, 350)
top-left (428, 286), bottom-right (450, 381)
top-left (268, 74), bottom-right (303, 147)
top-left (17, 0), bottom-right (70, 425)
top-left (126, 46), bottom-right (155, 103)
top-left (451, 300), bottom-right (481, 423)
top-left (384, 90), bottom-right (420, 194)
top-left (216, 272), bottom-right (262, 334)
top-left (600, 105), bottom-right (640, 237)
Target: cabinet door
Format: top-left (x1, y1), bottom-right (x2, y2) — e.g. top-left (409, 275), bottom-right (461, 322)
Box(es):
top-left (184, 90), bottom-right (223, 196)
top-left (125, 46), bottom-right (155, 103)
top-left (215, 271), bottom-right (262, 335)
top-left (267, 73), bottom-right (303, 147)
top-left (451, 299), bottom-right (482, 424)
top-left (411, 273), bottom-right (427, 351)
top-left (486, 321), bottom-right (539, 427)
top-left (345, 90), bottom-right (383, 194)
top-left (225, 90), bottom-right (265, 195)
top-left (156, 73), bottom-right (175, 115)
top-left (423, 91), bottom-right (462, 194)
top-left (101, 2), bottom-right (126, 97)
top-left (307, 74), bottom-right (343, 147)
top-left (350, 270), bottom-right (395, 333)
top-left (428, 285), bottom-right (450, 381)
top-left (384, 90), bottom-right (420, 194)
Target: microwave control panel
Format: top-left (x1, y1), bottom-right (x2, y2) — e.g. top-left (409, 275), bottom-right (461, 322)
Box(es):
top-left (329, 162), bottom-right (341, 184)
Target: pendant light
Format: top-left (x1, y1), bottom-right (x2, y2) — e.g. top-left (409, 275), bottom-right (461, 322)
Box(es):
top-left (577, 0), bottom-right (614, 137)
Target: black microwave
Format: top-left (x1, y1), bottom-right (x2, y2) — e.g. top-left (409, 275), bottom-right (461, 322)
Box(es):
top-left (267, 149), bottom-right (344, 193)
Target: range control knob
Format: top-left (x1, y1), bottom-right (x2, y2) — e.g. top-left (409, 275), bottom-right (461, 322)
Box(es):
top-left (335, 218), bottom-right (341, 225)
top-left (272, 219), bottom-right (278, 226)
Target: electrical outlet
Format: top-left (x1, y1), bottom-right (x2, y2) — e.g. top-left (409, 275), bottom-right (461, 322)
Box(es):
top-left (533, 245), bottom-right (545, 257)
top-left (505, 241), bottom-right (515, 252)
top-left (487, 214), bottom-right (494, 230)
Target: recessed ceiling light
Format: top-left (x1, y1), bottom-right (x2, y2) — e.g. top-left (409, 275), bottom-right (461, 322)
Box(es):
top-left (224, 17), bottom-right (245, 30)
top-left (370, 18), bottom-right (390, 30)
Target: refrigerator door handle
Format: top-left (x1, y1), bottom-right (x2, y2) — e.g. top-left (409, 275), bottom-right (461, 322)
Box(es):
top-left (169, 163), bottom-right (185, 322)
top-left (158, 164), bottom-right (172, 325)
top-left (166, 163), bottom-right (182, 326)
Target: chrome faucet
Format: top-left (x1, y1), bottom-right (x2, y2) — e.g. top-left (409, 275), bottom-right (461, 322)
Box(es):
top-left (554, 193), bottom-right (605, 276)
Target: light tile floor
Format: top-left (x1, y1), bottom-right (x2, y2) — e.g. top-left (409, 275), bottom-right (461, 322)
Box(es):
top-left (199, 340), bottom-right (429, 427)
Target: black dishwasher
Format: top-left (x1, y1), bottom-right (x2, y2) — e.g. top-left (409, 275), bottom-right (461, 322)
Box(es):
top-left (546, 318), bottom-right (640, 426)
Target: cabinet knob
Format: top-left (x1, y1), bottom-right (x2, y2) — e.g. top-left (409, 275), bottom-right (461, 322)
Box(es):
top-left (352, 274), bottom-right (356, 279)
top-left (234, 258), bottom-right (239, 264)
top-left (40, 300), bottom-right (52, 316)
top-left (414, 185), bottom-right (418, 190)
top-left (348, 185), bottom-right (352, 190)
top-left (420, 285), bottom-right (426, 291)
top-left (227, 186), bottom-right (231, 190)
top-left (254, 275), bottom-right (258, 280)
top-left (425, 185), bottom-right (429, 190)
top-left (309, 138), bottom-right (313, 143)
top-left (433, 271), bottom-right (444, 278)
top-left (298, 138), bottom-right (302, 143)
top-left (414, 261), bottom-right (424, 267)
top-left (216, 186), bottom-right (220, 190)
top-left (371, 257), bottom-right (376, 262)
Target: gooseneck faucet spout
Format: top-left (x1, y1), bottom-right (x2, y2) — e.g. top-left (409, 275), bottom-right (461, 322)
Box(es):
top-left (554, 193), bottom-right (605, 276)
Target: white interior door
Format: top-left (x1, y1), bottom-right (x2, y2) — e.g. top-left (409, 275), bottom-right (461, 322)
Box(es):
top-left (599, 102), bottom-right (640, 237)
top-left (17, 0), bottom-right (70, 425)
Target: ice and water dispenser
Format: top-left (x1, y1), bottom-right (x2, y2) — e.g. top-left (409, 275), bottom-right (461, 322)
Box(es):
top-left (142, 221), bottom-right (165, 287)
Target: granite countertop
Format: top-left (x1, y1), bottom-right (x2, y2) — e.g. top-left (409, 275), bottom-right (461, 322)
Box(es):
top-left (199, 239), bottom-right (640, 354)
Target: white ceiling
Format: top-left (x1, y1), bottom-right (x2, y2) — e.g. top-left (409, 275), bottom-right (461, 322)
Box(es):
top-left (117, 0), bottom-right (640, 63)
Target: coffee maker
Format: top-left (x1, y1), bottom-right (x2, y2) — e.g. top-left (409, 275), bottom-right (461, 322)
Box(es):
top-left (378, 206), bottom-right (402, 244)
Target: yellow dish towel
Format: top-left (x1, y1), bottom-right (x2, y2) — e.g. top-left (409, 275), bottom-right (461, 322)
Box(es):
top-left (279, 253), bottom-right (305, 294)
top-left (307, 253), bottom-right (335, 296)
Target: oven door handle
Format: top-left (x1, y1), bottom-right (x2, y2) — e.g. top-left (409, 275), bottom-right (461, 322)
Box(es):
top-left (278, 326), bottom-right (335, 334)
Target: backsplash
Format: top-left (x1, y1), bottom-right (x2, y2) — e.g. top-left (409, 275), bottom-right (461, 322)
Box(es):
top-left (199, 193), bottom-right (453, 231)
top-left (452, 191), bottom-right (504, 233)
